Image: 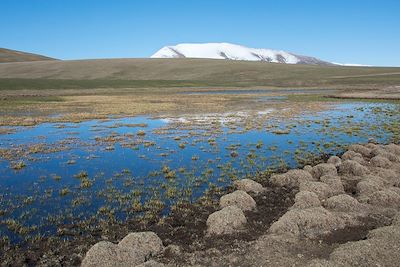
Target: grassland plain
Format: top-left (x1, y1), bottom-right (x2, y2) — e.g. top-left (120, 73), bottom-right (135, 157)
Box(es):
top-left (0, 59), bottom-right (400, 126)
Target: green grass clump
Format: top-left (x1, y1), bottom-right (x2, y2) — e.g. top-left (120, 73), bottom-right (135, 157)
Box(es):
top-left (59, 188), bottom-right (70, 196)
top-left (164, 170), bottom-right (176, 179)
top-left (74, 171), bottom-right (89, 179)
top-left (11, 161), bottom-right (26, 170)
top-left (137, 130), bottom-right (146, 136)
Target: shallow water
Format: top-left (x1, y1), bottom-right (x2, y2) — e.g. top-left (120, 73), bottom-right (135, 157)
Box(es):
top-left (0, 102), bottom-right (399, 243)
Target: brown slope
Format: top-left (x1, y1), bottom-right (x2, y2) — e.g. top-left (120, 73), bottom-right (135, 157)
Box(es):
top-left (0, 47), bottom-right (57, 63)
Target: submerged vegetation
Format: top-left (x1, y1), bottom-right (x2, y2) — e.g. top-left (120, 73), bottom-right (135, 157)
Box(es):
top-left (0, 88), bottom-right (399, 265)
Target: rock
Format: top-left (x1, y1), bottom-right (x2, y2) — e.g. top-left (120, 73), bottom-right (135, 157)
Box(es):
top-left (324, 194), bottom-right (360, 212)
top-left (356, 176), bottom-right (385, 196)
top-left (234, 179), bottom-right (265, 195)
top-left (119, 232), bottom-right (164, 260)
top-left (206, 205), bottom-right (247, 235)
top-left (370, 156), bottom-right (392, 168)
top-left (320, 175), bottom-right (345, 195)
top-left (269, 173), bottom-right (291, 187)
top-left (307, 259), bottom-right (334, 267)
top-left (269, 207), bottom-right (352, 239)
top-left (385, 144), bottom-right (400, 156)
top-left (371, 148), bottom-right (399, 162)
top-left (341, 150), bottom-right (363, 161)
top-left (312, 163), bottom-right (337, 179)
top-left (220, 190), bottom-right (256, 211)
top-left (136, 260), bottom-right (165, 267)
top-left (382, 151), bottom-right (399, 162)
top-left (326, 223), bottom-right (400, 267)
top-left (389, 187), bottom-right (400, 196)
top-left (353, 156), bottom-right (367, 165)
top-left (392, 213), bottom-right (400, 226)
top-left (291, 191), bottom-right (321, 209)
top-left (348, 144), bottom-right (371, 157)
top-left (339, 175), bottom-right (363, 195)
top-left (299, 181), bottom-right (335, 200)
top-left (370, 147), bottom-right (384, 155)
top-left (304, 165), bottom-right (313, 174)
top-left (369, 189), bottom-right (400, 208)
top-left (341, 150), bottom-right (366, 165)
top-left (365, 143), bottom-right (379, 150)
top-left (81, 241), bottom-right (145, 267)
top-left (339, 160), bottom-right (369, 176)
top-left (373, 168), bottom-right (399, 185)
top-left (327, 156), bottom-right (342, 167)
top-left (270, 169), bottom-right (315, 187)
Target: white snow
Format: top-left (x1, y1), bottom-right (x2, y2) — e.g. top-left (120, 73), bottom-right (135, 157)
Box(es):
top-left (332, 62), bottom-right (373, 67)
top-left (151, 43), bottom-right (331, 65)
top-left (151, 43), bottom-right (380, 66)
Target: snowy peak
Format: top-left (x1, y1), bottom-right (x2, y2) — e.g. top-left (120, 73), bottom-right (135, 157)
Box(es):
top-left (151, 43), bottom-right (333, 65)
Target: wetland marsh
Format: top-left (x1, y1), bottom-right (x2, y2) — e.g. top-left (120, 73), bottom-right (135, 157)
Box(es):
top-left (0, 59), bottom-right (400, 265)
top-left (0, 97), bottom-right (399, 251)
top-left (2, 2), bottom-right (400, 264)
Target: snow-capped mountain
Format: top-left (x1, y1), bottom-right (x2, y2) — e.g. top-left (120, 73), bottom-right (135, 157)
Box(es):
top-left (151, 43), bottom-right (333, 65)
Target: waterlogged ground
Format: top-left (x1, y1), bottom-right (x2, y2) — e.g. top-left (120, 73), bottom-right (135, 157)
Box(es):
top-left (0, 101), bottom-right (399, 245)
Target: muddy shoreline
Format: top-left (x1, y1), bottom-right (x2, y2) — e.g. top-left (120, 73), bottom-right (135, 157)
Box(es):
top-left (79, 142), bottom-right (400, 267)
top-left (3, 142), bottom-right (400, 266)
top-left (1, 86), bottom-right (399, 127)
top-left (0, 179), bottom-right (296, 266)
top-left (0, 154), bottom-right (309, 266)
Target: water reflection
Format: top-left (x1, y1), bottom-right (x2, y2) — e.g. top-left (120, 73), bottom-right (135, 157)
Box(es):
top-left (0, 102), bottom-right (398, 243)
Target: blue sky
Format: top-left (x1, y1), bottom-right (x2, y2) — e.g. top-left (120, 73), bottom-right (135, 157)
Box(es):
top-left (1, 0), bottom-right (399, 66)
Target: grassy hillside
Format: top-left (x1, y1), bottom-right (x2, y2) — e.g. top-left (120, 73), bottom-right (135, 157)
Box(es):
top-left (0, 48), bottom-right (56, 63)
top-left (0, 58), bottom-right (399, 90)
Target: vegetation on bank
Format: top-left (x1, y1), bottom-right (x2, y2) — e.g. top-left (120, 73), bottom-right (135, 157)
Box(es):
top-left (0, 59), bottom-right (399, 126)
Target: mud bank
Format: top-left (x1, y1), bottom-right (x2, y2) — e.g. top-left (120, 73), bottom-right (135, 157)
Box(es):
top-left (81, 142), bottom-right (400, 267)
top-left (329, 86), bottom-right (400, 101)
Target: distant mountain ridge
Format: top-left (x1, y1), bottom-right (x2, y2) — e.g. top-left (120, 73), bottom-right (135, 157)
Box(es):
top-left (151, 43), bottom-right (334, 65)
top-left (0, 47), bottom-right (56, 63)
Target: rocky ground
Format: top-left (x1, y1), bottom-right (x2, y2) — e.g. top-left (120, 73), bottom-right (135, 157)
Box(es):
top-left (81, 143), bottom-right (400, 267)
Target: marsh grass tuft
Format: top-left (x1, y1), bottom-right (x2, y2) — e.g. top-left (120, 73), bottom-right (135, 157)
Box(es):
top-left (11, 161), bottom-right (26, 170)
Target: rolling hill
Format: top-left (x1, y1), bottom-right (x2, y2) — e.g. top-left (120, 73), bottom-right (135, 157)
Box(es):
top-left (0, 58), bottom-right (399, 90)
top-left (0, 47), bottom-right (56, 63)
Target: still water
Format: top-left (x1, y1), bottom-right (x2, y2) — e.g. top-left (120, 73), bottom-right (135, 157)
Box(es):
top-left (0, 102), bottom-right (399, 243)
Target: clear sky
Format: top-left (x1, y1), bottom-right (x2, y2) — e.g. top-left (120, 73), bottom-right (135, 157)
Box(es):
top-left (1, 0), bottom-right (399, 66)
